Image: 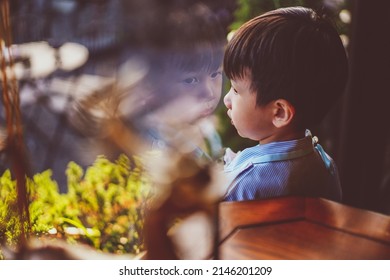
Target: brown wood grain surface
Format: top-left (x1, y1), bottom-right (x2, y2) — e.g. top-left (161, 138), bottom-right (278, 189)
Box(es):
top-left (218, 197), bottom-right (390, 259)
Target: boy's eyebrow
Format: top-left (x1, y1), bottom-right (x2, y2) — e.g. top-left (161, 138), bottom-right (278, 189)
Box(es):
top-left (180, 71), bottom-right (199, 76)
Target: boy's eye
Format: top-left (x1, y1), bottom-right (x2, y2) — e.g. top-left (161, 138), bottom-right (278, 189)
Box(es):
top-left (210, 71), bottom-right (222, 79)
top-left (182, 77), bottom-right (199, 84)
top-left (232, 87), bottom-right (238, 95)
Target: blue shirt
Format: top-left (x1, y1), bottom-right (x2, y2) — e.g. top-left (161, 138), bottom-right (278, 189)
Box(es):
top-left (223, 134), bottom-right (342, 202)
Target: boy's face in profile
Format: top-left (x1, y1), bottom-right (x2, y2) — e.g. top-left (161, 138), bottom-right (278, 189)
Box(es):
top-left (223, 74), bottom-right (275, 143)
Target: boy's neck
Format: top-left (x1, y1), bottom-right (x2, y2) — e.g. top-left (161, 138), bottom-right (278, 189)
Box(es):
top-left (259, 128), bottom-right (305, 145)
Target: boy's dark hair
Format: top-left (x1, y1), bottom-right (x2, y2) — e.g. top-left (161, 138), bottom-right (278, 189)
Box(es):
top-left (224, 7), bottom-right (348, 127)
top-left (132, 1), bottom-right (226, 74)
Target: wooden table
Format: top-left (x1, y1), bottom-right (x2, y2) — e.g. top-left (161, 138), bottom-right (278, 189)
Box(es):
top-left (218, 197), bottom-right (390, 259)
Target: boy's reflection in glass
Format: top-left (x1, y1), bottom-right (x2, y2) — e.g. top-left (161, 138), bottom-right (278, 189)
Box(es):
top-left (117, 2), bottom-right (227, 259)
top-left (119, 2), bottom-right (226, 161)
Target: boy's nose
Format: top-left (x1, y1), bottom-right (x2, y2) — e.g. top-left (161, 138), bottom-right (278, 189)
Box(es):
top-left (224, 90), bottom-right (232, 109)
top-left (200, 80), bottom-right (217, 99)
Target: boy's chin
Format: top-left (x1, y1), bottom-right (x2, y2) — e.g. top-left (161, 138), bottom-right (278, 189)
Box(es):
top-left (236, 130), bottom-right (247, 139)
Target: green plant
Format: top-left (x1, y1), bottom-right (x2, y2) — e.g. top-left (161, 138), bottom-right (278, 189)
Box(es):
top-left (0, 154), bottom-right (151, 259)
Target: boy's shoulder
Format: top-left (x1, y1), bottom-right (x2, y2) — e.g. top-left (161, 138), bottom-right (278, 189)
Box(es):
top-left (224, 136), bottom-right (317, 171)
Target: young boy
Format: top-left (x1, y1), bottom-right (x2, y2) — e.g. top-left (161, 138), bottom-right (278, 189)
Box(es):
top-left (222, 7), bottom-right (348, 202)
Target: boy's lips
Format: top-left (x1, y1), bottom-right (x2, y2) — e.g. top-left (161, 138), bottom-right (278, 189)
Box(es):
top-left (227, 110), bottom-right (234, 124)
top-left (227, 109), bottom-right (231, 119)
top-left (201, 108), bottom-right (214, 117)
top-left (201, 101), bottom-right (216, 116)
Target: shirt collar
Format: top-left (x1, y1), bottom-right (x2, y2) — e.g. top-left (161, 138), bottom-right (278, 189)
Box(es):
top-left (226, 136), bottom-right (313, 170)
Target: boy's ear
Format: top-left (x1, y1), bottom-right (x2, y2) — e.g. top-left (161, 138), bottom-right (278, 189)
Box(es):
top-left (272, 99), bottom-right (295, 128)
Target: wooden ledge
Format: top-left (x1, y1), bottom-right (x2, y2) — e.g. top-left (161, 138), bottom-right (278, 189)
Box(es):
top-left (219, 197), bottom-right (390, 259)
